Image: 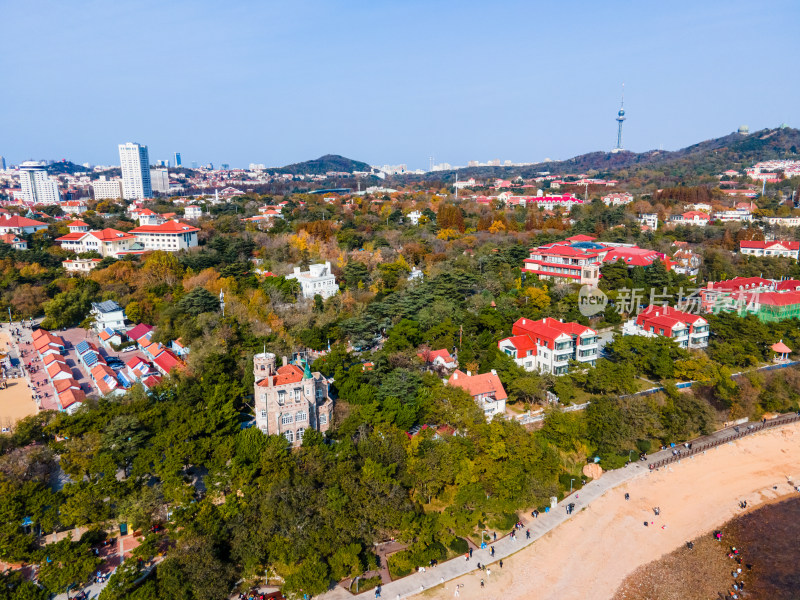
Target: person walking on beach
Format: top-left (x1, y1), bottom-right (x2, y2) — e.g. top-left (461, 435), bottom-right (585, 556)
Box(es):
top-left (498, 560), bottom-right (503, 569)
top-left (526, 529), bottom-right (530, 539)
top-left (480, 579), bottom-right (484, 589)
top-left (454, 584), bottom-right (460, 597)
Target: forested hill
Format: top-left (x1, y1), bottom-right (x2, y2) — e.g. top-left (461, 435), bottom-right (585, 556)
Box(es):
top-left (45, 160), bottom-right (87, 175)
top-left (408, 126), bottom-right (800, 181)
top-left (272, 154), bottom-right (371, 175)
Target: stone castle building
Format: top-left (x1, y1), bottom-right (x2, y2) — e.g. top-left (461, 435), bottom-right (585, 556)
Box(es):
top-left (253, 352), bottom-right (333, 446)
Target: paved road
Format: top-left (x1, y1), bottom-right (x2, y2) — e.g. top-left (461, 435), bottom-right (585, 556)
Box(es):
top-left (349, 417), bottom-right (795, 600)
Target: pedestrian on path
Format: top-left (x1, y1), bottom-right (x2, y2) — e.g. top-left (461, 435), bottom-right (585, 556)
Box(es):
top-left (486, 568), bottom-right (491, 578)
top-left (468, 547), bottom-right (472, 558)
top-left (526, 529), bottom-right (530, 539)
top-left (490, 546), bottom-right (495, 557)
top-left (480, 579), bottom-right (484, 589)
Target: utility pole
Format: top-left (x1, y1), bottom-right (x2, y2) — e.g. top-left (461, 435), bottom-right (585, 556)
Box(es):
top-left (455, 172), bottom-right (459, 200)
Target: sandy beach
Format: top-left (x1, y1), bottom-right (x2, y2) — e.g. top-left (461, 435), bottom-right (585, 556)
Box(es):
top-left (0, 330), bottom-right (38, 430)
top-left (418, 423), bottom-right (800, 600)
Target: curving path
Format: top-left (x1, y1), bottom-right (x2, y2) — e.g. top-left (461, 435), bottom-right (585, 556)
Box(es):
top-left (344, 414), bottom-right (800, 600)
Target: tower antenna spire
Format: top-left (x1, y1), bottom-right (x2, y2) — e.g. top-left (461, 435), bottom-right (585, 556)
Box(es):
top-left (613, 83), bottom-right (626, 153)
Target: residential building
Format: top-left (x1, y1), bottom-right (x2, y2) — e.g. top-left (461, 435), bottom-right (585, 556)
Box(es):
top-left (128, 220), bottom-right (199, 251)
top-left (670, 211), bottom-right (711, 226)
top-left (127, 323), bottom-right (154, 349)
top-left (499, 317), bottom-right (598, 375)
top-left (446, 369), bottom-right (507, 421)
top-left (90, 363), bottom-right (123, 396)
top-left (699, 277), bottom-right (776, 313)
top-left (739, 240), bottom-right (799, 260)
top-left (55, 228), bottom-right (136, 258)
top-left (602, 192), bottom-right (633, 206)
top-left (252, 352), bottom-right (334, 446)
top-left (91, 300), bottom-right (126, 332)
top-left (19, 161), bottom-right (60, 204)
top-left (623, 306), bottom-right (709, 349)
top-left (418, 348), bottom-right (457, 369)
top-left (130, 208), bottom-right (165, 226)
top-left (150, 168), bottom-right (170, 194)
top-left (118, 142), bottom-right (152, 199)
top-left (62, 200), bottom-right (88, 215)
top-left (713, 210), bottom-right (753, 223)
top-left (184, 205), bottom-right (202, 219)
top-left (63, 258), bottom-right (102, 273)
top-left (638, 213), bottom-right (658, 231)
top-left (286, 261), bottom-right (338, 299)
top-left (0, 214), bottom-right (48, 235)
top-left (522, 236), bottom-right (668, 285)
top-left (764, 217), bottom-right (800, 227)
top-left (91, 176), bottom-right (123, 200)
top-left (671, 248), bottom-right (701, 277)
top-left (0, 233), bottom-right (27, 250)
top-left (406, 210), bottom-right (423, 225)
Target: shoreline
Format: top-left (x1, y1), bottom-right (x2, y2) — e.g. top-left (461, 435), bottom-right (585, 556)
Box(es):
top-left (408, 422), bottom-right (800, 600)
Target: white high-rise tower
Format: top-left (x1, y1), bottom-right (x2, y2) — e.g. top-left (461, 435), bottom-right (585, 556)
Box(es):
top-left (118, 142), bottom-right (152, 199)
top-left (19, 161), bottom-right (61, 204)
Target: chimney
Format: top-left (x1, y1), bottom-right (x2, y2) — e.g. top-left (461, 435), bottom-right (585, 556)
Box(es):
top-left (452, 372), bottom-right (458, 380)
top-left (491, 369), bottom-right (497, 376)
top-left (522, 318), bottom-right (526, 325)
top-left (467, 371), bottom-right (472, 377)
top-left (656, 311), bottom-right (659, 317)
top-left (282, 356), bottom-right (288, 367)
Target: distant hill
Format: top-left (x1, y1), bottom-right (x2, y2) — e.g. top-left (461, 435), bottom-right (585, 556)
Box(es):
top-left (412, 126), bottom-right (800, 182)
top-left (46, 160), bottom-right (88, 175)
top-left (272, 154), bottom-right (371, 175)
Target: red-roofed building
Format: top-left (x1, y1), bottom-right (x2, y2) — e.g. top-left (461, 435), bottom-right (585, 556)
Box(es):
top-left (58, 388), bottom-right (85, 413)
top-left (739, 240), bottom-right (799, 260)
top-left (55, 228), bottom-right (136, 258)
top-left (90, 364), bottom-right (122, 396)
top-left (253, 352), bottom-right (333, 447)
top-left (670, 211), bottom-right (711, 227)
top-left (127, 323), bottom-right (154, 347)
top-left (0, 214), bottom-right (48, 235)
top-left (624, 306), bottom-right (709, 348)
top-left (153, 349), bottom-right (183, 376)
top-left (522, 237), bottom-right (668, 285)
top-left (417, 348), bottom-right (457, 369)
top-left (501, 317), bottom-right (598, 375)
top-left (0, 233), bottom-right (27, 250)
top-left (128, 220), bottom-right (199, 251)
top-left (62, 200), bottom-right (88, 215)
top-left (47, 360), bottom-right (74, 382)
top-left (446, 369), bottom-right (507, 420)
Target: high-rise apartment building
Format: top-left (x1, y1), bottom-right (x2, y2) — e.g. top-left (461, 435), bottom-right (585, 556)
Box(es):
top-left (174, 152), bottom-right (182, 167)
top-left (118, 143), bottom-right (152, 199)
top-left (150, 168), bottom-right (170, 194)
top-left (19, 161), bottom-right (61, 204)
top-left (92, 176), bottom-right (123, 200)
top-left (0, 156), bottom-right (6, 170)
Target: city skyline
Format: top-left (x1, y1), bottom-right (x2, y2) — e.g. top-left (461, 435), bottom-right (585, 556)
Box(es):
top-left (1, 0), bottom-right (798, 169)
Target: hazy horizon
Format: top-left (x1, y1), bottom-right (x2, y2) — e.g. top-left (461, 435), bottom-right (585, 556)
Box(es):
top-left (2, 0), bottom-right (798, 169)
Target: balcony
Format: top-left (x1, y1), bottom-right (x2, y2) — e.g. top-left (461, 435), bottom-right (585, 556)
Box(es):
top-left (555, 353), bottom-right (572, 363)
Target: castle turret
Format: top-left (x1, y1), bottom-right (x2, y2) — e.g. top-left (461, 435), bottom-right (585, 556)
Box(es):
top-left (253, 352), bottom-right (276, 384)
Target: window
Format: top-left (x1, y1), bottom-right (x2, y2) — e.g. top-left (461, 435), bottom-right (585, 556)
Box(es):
top-left (281, 414), bottom-right (293, 425)
top-left (297, 427), bottom-right (305, 441)
top-left (284, 430), bottom-right (294, 443)
top-left (294, 387), bottom-right (302, 401)
top-left (320, 414), bottom-right (327, 425)
top-left (296, 411), bottom-right (307, 422)
top-left (260, 410), bottom-right (267, 418)
top-left (277, 390), bottom-right (286, 404)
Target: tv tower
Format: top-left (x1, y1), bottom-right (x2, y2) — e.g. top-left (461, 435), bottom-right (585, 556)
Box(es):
top-left (613, 84), bottom-right (626, 152)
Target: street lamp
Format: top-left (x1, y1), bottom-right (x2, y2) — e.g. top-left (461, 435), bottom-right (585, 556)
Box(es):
top-left (629, 450), bottom-right (634, 462)
top-left (570, 478), bottom-right (575, 493)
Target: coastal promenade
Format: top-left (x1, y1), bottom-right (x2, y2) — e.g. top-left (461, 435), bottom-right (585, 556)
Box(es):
top-left (350, 414), bottom-right (800, 600)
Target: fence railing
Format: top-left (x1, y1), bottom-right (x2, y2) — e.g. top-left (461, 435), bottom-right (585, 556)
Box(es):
top-left (648, 412), bottom-right (800, 470)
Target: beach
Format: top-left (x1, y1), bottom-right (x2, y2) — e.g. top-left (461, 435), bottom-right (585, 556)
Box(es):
top-left (0, 329), bottom-right (39, 430)
top-left (417, 422), bottom-right (800, 600)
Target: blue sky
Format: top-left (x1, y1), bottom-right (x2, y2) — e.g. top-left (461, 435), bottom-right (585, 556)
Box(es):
top-left (1, 0), bottom-right (798, 169)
